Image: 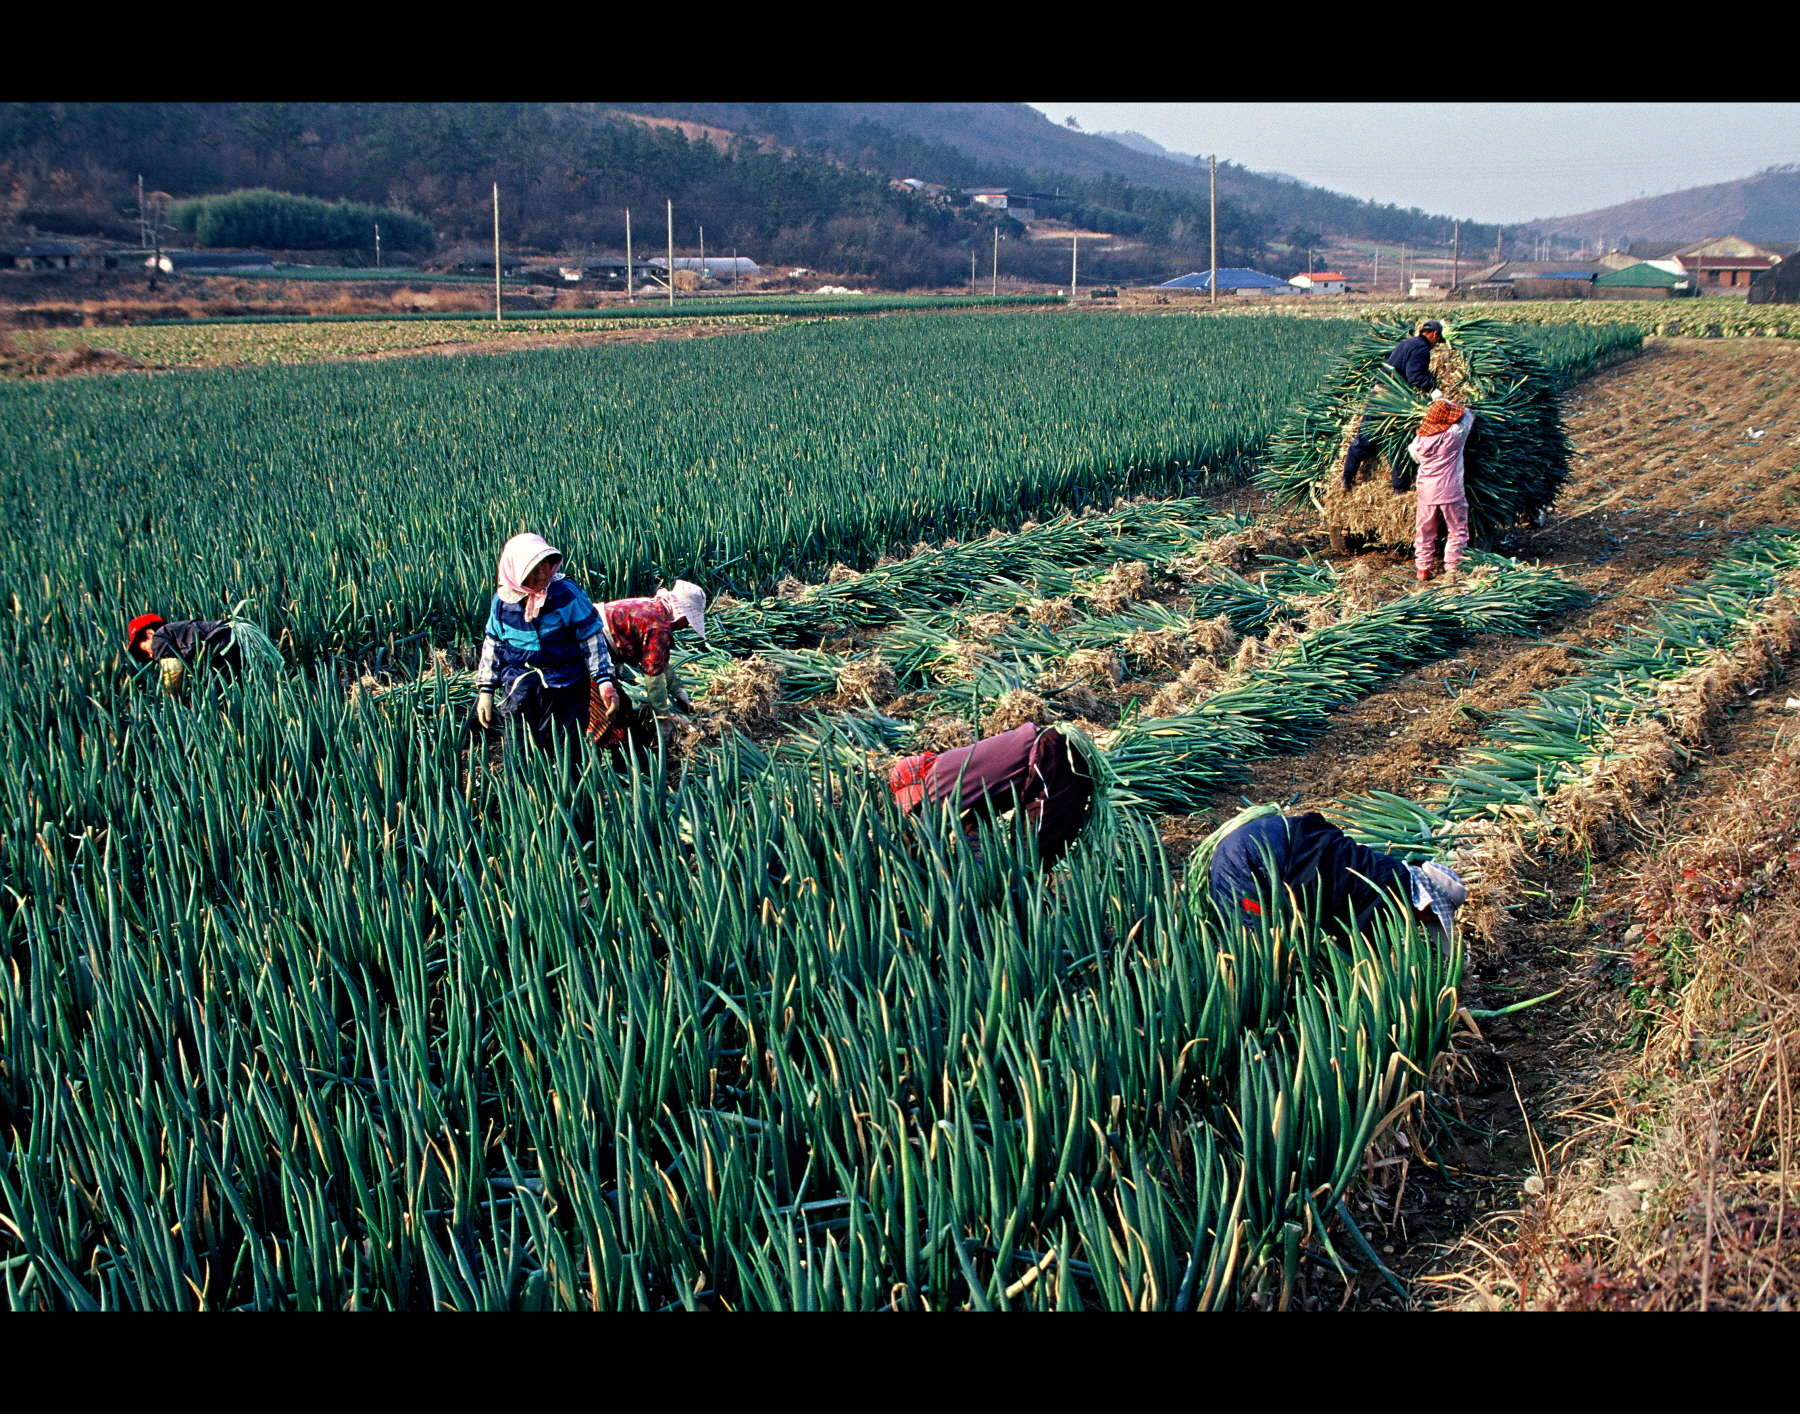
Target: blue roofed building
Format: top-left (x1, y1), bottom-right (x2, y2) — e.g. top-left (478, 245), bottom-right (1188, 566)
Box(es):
top-left (1159, 268), bottom-right (1300, 294)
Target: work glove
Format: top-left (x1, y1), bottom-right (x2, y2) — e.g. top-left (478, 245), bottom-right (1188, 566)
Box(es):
top-left (475, 689), bottom-right (495, 728)
top-left (158, 657), bottom-right (186, 693)
top-left (673, 686), bottom-right (696, 714)
top-left (596, 679), bottom-right (621, 716)
top-left (640, 672), bottom-right (672, 713)
top-left (1429, 389), bottom-right (1446, 401)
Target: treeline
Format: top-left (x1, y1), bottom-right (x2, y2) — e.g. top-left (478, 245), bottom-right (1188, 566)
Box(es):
top-left (170, 189), bottom-right (434, 251)
top-left (0, 102), bottom-right (1266, 287)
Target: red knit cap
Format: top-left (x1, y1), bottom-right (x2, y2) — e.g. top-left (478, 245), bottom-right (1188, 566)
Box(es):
top-left (1419, 399), bottom-right (1466, 436)
top-left (888, 753), bottom-right (939, 813)
top-left (125, 613), bottom-right (165, 658)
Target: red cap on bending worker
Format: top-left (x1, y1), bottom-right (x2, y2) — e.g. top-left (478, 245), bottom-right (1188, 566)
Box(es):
top-left (888, 753), bottom-right (940, 813)
top-left (126, 613), bottom-right (166, 659)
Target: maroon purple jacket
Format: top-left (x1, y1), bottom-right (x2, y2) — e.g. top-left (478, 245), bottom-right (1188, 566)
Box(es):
top-left (917, 724), bottom-right (1094, 866)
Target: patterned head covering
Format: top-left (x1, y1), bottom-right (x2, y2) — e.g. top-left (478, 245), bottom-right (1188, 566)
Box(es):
top-left (888, 753), bottom-right (939, 813)
top-left (656, 579), bottom-right (709, 640)
top-left (1405, 860), bottom-right (1468, 951)
top-left (1419, 399), bottom-right (1467, 437)
top-left (497, 533), bottom-right (563, 622)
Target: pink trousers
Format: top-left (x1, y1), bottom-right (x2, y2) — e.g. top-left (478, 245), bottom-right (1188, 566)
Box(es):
top-left (1416, 498), bottom-right (1469, 575)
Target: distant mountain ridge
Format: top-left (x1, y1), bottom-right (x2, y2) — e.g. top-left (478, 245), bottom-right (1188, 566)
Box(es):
top-left (628, 102), bottom-right (1497, 249)
top-left (1523, 166), bottom-right (1800, 245)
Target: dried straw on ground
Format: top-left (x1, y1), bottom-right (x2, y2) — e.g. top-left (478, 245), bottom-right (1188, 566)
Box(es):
top-left (702, 654), bottom-right (786, 732)
top-left (1187, 612), bottom-right (1240, 663)
top-left (1087, 561), bottom-right (1152, 615)
top-left (1438, 718), bottom-right (1800, 1311)
top-left (962, 611), bottom-right (1016, 641)
top-left (1146, 658), bottom-right (1227, 718)
top-left (982, 689), bottom-right (1052, 735)
top-left (1122, 627), bottom-right (1194, 675)
top-left (834, 655), bottom-right (898, 706)
top-left (1063, 647), bottom-right (1125, 688)
top-left (910, 715), bottom-right (977, 752)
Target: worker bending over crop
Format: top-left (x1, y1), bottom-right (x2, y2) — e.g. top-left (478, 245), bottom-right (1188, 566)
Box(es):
top-left (474, 533), bottom-right (619, 752)
top-left (126, 612), bottom-right (241, 690)
top-left (1208, 807), bottom-right (1466, 951)
top-left (1409, 395), bottom-right (1476, 585)
top-left (601, 580), bottom-right (708, 715)
top-left (1341, 318), bottom-right (1445, 491)
top-left (889, 722), bottom-right (1094, 868)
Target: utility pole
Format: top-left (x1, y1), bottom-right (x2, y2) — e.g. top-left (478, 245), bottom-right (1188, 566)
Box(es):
top-left (492, 182), bottom-right (502, 324)
top-left (374, 222), bottom-right (382, 269)
top-left (1209, 154), bottom-right (1218, 306)
top-left (1373, 246), bottom-right (1380, 294)
top-left (991, 225), bottom-right (999, 296)
top-left (1495, 227), bottom-right (1503, 264)
top-left (137, 174), bottom-right (147, 248)
top-left (1069, 232), bottom-right (1078, 302)
top-left (699, 225), bottom-right (705, 287)
top-left (1451, 220), bottom-right (1460, 291)
top-left (625, 209), bottom-right (633, 303)
top-left (970, 250), bottom-right (976, 291)
top-left (732, 246), bottom-right (738, 292)
top-left (666, 199), bottom-right (675, 308)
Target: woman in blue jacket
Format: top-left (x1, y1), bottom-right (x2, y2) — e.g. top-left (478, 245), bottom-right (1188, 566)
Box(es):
top-left (474, 533), bottom-right (619, 752)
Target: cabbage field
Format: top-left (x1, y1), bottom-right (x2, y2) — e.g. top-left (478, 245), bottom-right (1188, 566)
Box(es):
top-left (0, 310), bottom-right (1654, 1309)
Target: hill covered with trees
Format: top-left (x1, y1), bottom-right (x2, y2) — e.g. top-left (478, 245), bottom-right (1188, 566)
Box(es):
top-left (0, 102), bottom-right (1490, 288)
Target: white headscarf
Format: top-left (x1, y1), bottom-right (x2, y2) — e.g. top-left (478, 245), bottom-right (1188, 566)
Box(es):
top-left (655, 579), bottom-right (708, 639)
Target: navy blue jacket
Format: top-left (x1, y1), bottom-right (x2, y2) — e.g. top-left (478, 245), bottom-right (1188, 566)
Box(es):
top-left (150, 619), bottom-right (240, 671)
top-left (1210, 811), bottom-right (1411, 942)
top-left (477, 577), bottom-right (611, 693)
top-left (1387, 335), bottom-right (1436, 392)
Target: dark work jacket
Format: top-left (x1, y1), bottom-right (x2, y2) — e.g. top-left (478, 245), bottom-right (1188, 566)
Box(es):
top-left (1387, 335), bottom-right (1436, 392)
top-left (925, 723), bottom-right (1094, 866)
top-left (149, 619), bottom-right (240, 671)
top-left (1210, 811), bottom-right (1410, 942)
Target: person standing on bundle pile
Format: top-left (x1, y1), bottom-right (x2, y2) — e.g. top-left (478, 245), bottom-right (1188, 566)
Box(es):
top-left (474, 533), bottom-right (619, 753)
top-left (888, 723), bottom-right (1095, 868)
top-left (1409, 394), bottom-right (1476, 585)
top-left (1205, 806), bottom-right (1467, 951)
top-left (1341, 318), bottom-right (1445, 491)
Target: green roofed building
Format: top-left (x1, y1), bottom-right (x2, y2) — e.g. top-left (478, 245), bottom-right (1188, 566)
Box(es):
top-left (1594, 261), bottom-right (1691, 300)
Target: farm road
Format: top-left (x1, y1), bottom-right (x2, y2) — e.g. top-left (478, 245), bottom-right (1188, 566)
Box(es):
top-left (1202, 334), bottom-right (1800, 1307)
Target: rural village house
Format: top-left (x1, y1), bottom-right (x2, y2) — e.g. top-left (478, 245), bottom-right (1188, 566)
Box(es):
top-left (1628, 236), bottom-right (1796, 297)
top-left (1289, 271), bottom-right (1348, 293)
top-left (1160, 268), bottom-right (1300, 295)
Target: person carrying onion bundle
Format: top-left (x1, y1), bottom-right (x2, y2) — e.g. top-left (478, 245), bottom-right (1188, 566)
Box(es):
top-left (888, 722), bottom-right (1095, 869)
top-left (1408, 393), bottom-right (1476, 586)
top-left (1205, 806), bottom-right (1466, 952)
top-left (1340, 318), bottom-right (1444, 491)
top-left (474, 533), bottom-right (619, 753)
top-left (600, 579), bottom-right (708, 717)
top-left (125, 612), bottom-right (242, 691)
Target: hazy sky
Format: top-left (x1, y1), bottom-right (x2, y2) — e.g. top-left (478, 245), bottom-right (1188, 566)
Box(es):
top-left (1026, 103), bottom-right (1799, 225)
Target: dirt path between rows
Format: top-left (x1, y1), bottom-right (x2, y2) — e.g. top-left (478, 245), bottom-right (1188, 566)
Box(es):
top-left (1187, 335), bottom-right (1800, 1306)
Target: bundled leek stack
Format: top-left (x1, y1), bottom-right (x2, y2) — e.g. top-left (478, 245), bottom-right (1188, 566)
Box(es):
top-left (1258, 316), bottom-right (1573, 546)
